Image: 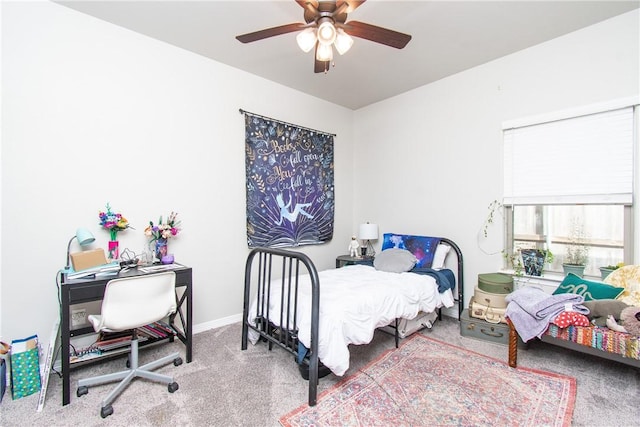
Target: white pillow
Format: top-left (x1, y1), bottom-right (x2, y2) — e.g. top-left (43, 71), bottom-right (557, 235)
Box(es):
top-left (373, 249), bottom-right (417, 273)
top-left (432, 244), bottom-right (451, 270)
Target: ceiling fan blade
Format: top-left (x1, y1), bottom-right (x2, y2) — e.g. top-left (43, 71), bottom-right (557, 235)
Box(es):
top-left (337, 0), bottom-right (366, 14)
top-left (236, 23), bottom-right (306, 43)
top-left (296, 0), bottom-right (320, 23)
top-left (295, 0), bottom-right (319, 12)
top-left (296, 0), bottom-right (363, 14)
top-left (342, 20), bottom-right (411, 49)
top-left (332, 1), bottom-right (350, 23)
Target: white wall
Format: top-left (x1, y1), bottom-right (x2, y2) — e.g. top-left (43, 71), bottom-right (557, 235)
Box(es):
top-left (2, 2), bottom-right (638, 343)
top-left (353, 10), bottom-right (639, 309)
top-left (1, 1), bottom-right (355, 341)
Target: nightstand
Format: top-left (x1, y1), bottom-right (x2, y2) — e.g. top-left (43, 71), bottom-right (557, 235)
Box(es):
top-left (335, 255), bottom-right (374, 268)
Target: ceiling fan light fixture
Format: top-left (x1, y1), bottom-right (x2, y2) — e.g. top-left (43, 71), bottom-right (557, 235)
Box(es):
top-left (235, 1), bottom-right (411, 74)
top-left (317, 19), bottom-right (336, 46)
top-left (334, 28), bottom-right (354, 55)
top-left (296, 28), bottom-right (316, 53)
top-left (316, 42), bottom-right (333, 62)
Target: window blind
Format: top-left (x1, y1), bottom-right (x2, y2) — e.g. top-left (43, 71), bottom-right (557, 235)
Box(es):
top-left (503, 106), bottom-right (635, 205)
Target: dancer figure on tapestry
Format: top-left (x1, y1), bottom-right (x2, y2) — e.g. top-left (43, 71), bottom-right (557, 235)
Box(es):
top-left (275, 193), bottom-right (314, 225)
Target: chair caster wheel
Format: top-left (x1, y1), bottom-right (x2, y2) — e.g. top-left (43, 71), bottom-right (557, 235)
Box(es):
top-left (173, 357), bottom-right (183, 366)
top-left (126, 359), bottom-right (130, 368)
top-left (101, 405), bottom-right (113, 418)
top-left (168, 382), bottom-right (179, 393)
top-left (77, 386), bottom-right (88, 397)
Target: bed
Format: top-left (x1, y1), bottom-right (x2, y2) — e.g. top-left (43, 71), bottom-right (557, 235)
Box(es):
top-left (240, 235), bottom-right (463, 406)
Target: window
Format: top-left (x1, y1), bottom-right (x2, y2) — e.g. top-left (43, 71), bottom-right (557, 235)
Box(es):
top-left (502, 98), bottom-right (638, 277)
top-left (506, 204), bottom-right (629, 277)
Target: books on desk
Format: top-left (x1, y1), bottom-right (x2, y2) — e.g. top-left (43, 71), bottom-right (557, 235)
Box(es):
top-left (66, 261), bottom-right (121, 280)
top-left (138, 263), bottom-right (185, 273)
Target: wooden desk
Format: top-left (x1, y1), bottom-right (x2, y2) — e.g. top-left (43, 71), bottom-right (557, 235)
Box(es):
top-left (59, 265), bottom-right (193, 406)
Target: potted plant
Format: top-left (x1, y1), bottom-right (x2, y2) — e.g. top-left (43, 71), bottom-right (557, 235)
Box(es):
top-left (562, 218), bottom-right (589, 277)
top-left (481, 200), bottom-right (553, 277)
top-left (481, 199), bottom-right (503, 239)
top-left (480, 201), bottom-right (524, 277)
top-left (480, 200), bottom-right (519, 274)
top-left (599, 262), bottom-right (623, 280)
top-left (503, 248), bottom-right (524, 277)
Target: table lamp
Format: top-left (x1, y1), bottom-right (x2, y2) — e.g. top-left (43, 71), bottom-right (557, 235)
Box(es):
top-left (358, 222), bottom-right (379, 258)
top-left (65, 228), bottom-right (95, 270)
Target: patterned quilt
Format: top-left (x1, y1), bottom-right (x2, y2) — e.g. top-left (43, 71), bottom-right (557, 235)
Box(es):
top-left (545, 324), bottom-right (640, 361)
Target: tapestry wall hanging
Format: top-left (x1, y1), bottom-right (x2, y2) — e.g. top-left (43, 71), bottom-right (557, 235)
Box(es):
top-left (242, 110), bottom-right (335, 248)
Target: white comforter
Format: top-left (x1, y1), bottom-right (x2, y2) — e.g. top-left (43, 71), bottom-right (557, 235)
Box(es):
top-left (248, 264), bottom-right (454, 376)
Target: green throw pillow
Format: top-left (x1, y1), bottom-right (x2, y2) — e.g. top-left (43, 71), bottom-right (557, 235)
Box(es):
top-left (553, 273), bottom-right (624, 301)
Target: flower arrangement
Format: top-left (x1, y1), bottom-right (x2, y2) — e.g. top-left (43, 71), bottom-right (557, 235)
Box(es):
top-left (145, 212), bottom-right (181, 243)
top-left (99, 203), bottom-right (130, 241)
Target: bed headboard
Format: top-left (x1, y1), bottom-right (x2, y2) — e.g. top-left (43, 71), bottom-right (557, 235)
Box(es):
top-left (380, 233), bottom-right (464, 318)
top-left (380, 233), bottom-right (441, 268)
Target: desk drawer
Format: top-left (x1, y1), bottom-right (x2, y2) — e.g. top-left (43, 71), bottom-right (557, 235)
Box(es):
top-left (67, 282), bottom-right (107, 303)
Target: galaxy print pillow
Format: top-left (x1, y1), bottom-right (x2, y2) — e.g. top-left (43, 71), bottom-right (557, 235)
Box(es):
top-left (380, 233), bottom-right (441, 268)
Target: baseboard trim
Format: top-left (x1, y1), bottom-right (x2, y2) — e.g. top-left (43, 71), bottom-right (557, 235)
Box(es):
top-left (49, 313), bottom-right (244, 374)
top-left (192, 313), bottom-right (242, 334)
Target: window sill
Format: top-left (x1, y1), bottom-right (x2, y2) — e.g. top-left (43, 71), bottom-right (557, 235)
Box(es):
top-left (499, 270), bottom-right (564, 294)
top-left (500, 270), bottom-right (606, 294)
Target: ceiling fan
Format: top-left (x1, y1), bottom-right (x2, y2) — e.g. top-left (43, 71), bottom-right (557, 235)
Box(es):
top-left (236, 0), bottom-right (412, 73)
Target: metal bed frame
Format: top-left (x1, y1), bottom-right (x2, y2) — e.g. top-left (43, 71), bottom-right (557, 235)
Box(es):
top-left (241, 248), bottom-right (321, 404)
top-left (241, 238), bottom-right (464, 407)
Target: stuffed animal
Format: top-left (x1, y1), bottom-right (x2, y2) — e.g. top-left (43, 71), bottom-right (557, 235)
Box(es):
top-left (606, 306), bottom-right (640, 337)
top-left (582, 299), bottom-right (630, 327)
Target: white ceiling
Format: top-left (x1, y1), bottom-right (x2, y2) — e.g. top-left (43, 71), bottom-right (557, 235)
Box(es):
top-left (57, 0), bottom-right (639, 110)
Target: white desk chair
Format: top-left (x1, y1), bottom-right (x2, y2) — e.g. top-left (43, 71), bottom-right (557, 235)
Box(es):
top-left (76, 271), bottom-right (183, 418)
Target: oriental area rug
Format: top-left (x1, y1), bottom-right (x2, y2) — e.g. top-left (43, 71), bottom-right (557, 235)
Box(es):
top-left (280, 334), bottom-right (576, 427)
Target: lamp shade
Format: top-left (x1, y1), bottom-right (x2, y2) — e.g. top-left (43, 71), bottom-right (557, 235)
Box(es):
top-left (358, 223), bottom-right (379, 240)
top-left (334, 28), bottom-right (354, 55)
top-left (316, 43), bottom-right (333, 62)
top-left (65, 228), bottom-right (95, 270)
top-left (317, 19), bottom-right (336, 45)
top-left (296, 28), bottom-right (316, 53)
top-left (75, 228), bottom-right (95, 246)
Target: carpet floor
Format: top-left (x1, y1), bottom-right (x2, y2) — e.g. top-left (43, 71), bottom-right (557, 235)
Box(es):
top-left (0, 316), bottom-right (638, 426)
top-left (280, 334), bottom-right (576, 427)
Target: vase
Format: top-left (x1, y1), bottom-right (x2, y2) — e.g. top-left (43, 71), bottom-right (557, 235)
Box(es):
top-left (562, 263), bottom-right (585, 278)
top-left (599, 267), bottom-right (616, 280)
top-left (108, 240), bottom-right (119, 260)
top-left (155, 238), bottom-right (168, 262)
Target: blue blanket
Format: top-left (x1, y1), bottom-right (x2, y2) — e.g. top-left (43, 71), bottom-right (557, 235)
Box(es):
top-left (411, 268), bottom-right (455, 293)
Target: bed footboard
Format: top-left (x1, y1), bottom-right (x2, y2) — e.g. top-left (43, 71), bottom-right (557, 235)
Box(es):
top-left (241, 247), bottom-right (321, 406)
